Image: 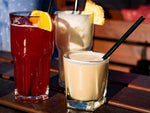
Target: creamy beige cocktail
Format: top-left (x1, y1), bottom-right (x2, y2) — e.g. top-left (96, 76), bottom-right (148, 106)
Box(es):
top-left (63, 51), bottom-right (109, 111)
top-left (54, 11), bottom-right (93, 87)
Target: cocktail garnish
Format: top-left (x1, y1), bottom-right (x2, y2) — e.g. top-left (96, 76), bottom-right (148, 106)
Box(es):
top-left (83, 0), bottom-right (105, 25)
top-left (30, 10), bottom-right (53, 31)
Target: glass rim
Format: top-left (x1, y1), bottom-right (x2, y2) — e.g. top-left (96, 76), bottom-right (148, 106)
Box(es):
top-left (9, 11), bottom-right (39, 17)
top-left (54, 10), bottom-right (93, 16)
top-left (63, 51), bottom-right (110, 65)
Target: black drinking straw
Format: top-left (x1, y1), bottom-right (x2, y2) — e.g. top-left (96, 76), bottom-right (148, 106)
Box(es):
top-left (102, 16), bottom-right (145, 60)
top-left (48, 0), bottom-right (54, 14)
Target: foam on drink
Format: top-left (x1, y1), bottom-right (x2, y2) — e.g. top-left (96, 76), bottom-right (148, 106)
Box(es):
top-left (68, 51), bottom-right (103, 62)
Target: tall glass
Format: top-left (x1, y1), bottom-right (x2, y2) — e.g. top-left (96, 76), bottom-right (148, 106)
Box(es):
top-left (10, 12), bottom-right (54, 103)
top-left (54, 11), bottom-right (94, 87)
top-left (63, 51), bottom-right (109, 111)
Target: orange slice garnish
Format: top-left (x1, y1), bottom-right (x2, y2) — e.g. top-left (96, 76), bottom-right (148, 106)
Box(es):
top-left (30, 10), bottom-right (53, 31)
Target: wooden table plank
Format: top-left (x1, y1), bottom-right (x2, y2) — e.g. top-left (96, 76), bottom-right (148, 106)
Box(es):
top-left (93, 39), bottom-right (150, 66)
top-left (108, 70), bottom-right (138, 85)
top-left (128, 75), bottom-right (150, 92)
top-left (0, 51), bottom-right (13, 63)
top-left (94, 19), bottom-right (150, 43)
top-left (108, 87), bottom-right (150, 113)
top-left (94, 104), bottom-right (139, 113)
top-left (0, 105), bottom-right (23, 113)
top-left (0, 102), bottom-right (139, 113)
top-left (0, 61), bottom-right (14, 79)
top-left (0, 78), bottom-right (14, 97)
top-left (107, 83), bottom-right (124, 100)
top-left (0, 92), bottom-right (67, 113)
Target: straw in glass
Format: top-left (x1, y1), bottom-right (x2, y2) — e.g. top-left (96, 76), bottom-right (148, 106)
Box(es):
top-left (72, 0), bottom-right (79, 14)
top-left (48, 0), bottom-right (54, 14)
top-left (74, 0), bottom-right (78, 11)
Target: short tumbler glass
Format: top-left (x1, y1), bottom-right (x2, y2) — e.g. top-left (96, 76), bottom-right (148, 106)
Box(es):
top-left (63, 51), bottom-right (109, 111)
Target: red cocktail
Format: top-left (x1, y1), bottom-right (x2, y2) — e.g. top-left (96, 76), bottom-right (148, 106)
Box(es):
top-left (10, 12), bottom-right (54, 102)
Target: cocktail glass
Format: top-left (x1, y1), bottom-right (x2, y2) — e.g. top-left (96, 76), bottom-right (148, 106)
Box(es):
top-left (10, 12), bottom-right (54, 103)
top-left (54, 11), bottom-right (93, 87)
top-left (63, 51), bottom-right (109, 111)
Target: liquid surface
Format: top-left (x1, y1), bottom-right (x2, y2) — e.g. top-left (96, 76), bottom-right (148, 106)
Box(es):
top-left (68, 51), bottom-right (103, 62)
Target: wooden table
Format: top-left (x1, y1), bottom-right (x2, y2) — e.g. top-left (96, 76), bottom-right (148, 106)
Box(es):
top-left (0, 51), bottom-right (150, 113)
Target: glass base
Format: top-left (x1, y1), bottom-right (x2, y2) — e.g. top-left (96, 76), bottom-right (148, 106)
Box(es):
top-left (67, 97), bottom-right (106, 111)
top-left (14, 88), bottom-right (49, 103)
top-left (59, 78), bottom-right (65, 88)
